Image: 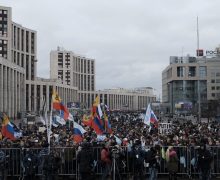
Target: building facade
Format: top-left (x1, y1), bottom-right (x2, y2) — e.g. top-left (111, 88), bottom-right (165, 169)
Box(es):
top-left (97, 87), bottom-right (156, 111)
top-left (162, 53), bottom-right (220, 115)
top-left (50, 48), bottom-right (156, 110)
top-left (0, 6), bottom-right (78, 118)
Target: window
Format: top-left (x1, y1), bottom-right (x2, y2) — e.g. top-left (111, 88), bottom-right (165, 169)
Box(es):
top-left (188, 66), bottom-right (196, 77)
top-left (211, 86), bottom-right (215, 90)
top-left (177, 66), bottom-right (185, 77)
top-left (211, 79), bottom-right (215, 83)
top-left (212, 93), bottom-right (215, 97)
top-left (216, 72), bottom-right (220, 77)
top-left (211, 72), bottom-right (215, 77)
top-left (199, 66), bottom-right (207, 78)
top-left (216, 79), bottom-right (220, 83)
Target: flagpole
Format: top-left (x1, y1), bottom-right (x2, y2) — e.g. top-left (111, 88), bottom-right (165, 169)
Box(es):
top-left (44, 95), bottom-right (49, 144)
top-left (48, 91), bottom-right (53, 154)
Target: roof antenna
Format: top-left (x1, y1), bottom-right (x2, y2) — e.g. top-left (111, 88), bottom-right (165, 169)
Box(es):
top-left (197, 16), bottom-right (200, 57)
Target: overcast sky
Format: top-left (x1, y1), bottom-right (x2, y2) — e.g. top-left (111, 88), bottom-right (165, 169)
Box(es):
top-left (2, 0), bottom-right (220, 97)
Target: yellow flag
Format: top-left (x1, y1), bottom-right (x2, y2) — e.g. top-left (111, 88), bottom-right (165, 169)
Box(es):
top-left (52, 90), bottom-right (61, 103)
top-left (93, 96), bottom-right (100, 106)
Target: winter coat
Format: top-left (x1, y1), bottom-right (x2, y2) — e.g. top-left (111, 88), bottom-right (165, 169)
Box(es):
top-left (77, 148), bottom-right (93, 173)
top-left (167, 150), bottom-right (179, 173)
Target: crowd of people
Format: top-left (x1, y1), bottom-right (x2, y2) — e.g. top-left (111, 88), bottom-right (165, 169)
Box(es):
top-left (0, 111), bottom-right (220, 179)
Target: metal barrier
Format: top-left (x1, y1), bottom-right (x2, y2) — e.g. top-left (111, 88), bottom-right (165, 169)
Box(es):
top-left (0, 146), bottom-right (219, 179)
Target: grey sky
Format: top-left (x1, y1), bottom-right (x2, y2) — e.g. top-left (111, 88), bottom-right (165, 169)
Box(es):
top-left (2, 0), bottom-right (220, 96)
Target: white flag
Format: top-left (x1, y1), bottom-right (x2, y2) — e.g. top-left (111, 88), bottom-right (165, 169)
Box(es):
top-left (144, 104), bottom-right (151, 126)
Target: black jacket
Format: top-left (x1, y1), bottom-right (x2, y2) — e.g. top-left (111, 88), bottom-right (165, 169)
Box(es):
top-left (77, 147), bottom-right (93, 173)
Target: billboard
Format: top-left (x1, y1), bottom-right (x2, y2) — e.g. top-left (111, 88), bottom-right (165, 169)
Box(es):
top-left (67, 102), bottom-right (80, 109)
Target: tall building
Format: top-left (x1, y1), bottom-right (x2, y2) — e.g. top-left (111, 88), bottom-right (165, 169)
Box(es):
top-left (50, 48), bottom-right (156, 110)
top-left (0, 6), bottom-right (78, 118)
top-left (162, 51), bottom-right (220, 115)
top-left (0, 6), bottom-right (27, 118)
top-left (50, 48), bottom-right (96, 108)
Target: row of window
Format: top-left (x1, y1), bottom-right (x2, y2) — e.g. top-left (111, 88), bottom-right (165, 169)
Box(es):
top-left (211, 79), bottom-right (220, 83)
top-left (177, 66), bottom-right (207, 78)
top-left (211, 86), bottom-right (220, 90)
top-left (0, 10), bottom-right (7, 14)
top-left (0, 39), bottom-right (7, 58)
top-left (13, 27), bottom-right (35, 53)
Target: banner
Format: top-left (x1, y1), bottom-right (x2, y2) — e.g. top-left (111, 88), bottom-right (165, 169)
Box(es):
top-left (159, 123), bottom-right (172, 135)
top-left (67, 102), bottom-right (80, 109)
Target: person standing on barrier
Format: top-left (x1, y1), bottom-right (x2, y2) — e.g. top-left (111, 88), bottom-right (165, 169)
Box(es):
top-left (196, 144), bottom-right (212, 180)
top-left (101, 143), bottom-right (111, 180)
top-left (146, 145), bottom-right (160, 180)
top-left (77, 142), bottom-right (94, 180)
top-left (166, 146), bottom-right (178, 180)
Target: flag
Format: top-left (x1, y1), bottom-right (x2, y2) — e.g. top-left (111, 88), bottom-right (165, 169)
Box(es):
top-left (52, 116), bottom-right (59, 127)
top-left (73, 122), bottom-right (86, 143)
top-left (90, 96), bottom-right (104, 135)
top-left (104, 105), bottom-right (112, 134)
top-left (144, 104), bottom-right (159, 129)
top-left (150, 110), bottom-right (159, 128)
top-left (144, 104), bottom-right (151, 125)
top-left (54, 115), bottom-right (66, 125)
top-left (52, 91), bottom-right (73, 121)
top-left (82, 114), bottom-right (92, 127)
top-left (1, 114), bottom-right (16, 140)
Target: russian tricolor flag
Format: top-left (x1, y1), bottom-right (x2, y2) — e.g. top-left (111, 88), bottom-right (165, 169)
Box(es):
top-left (73, 122), bottom-right (86, 143)
top-left (144, 104), bottom-right (158, 128)
top-left (1, 114), bottom-right (16, 140)
top-left (52, 91), bottom-right (73, 121)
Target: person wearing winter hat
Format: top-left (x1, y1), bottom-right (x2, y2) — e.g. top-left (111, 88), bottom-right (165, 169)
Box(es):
top-left (166, 146), bottom-right (179, 180)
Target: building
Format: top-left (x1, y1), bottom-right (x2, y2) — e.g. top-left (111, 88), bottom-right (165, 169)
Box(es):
top-left (162, 51), bottom-right (220, 115)
top-left (0, 6), bottom-right (28, 118)
top-left (50, 48), bottom-right (95, 108)
top-left (97, 87), bottom-right (156, 111)
top-left (0, 6), bottom-right (78, 118)
top-left (50, 48), bottom-right (156, 110)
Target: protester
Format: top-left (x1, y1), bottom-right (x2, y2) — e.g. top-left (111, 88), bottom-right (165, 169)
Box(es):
top-left (166, 146), bottom-right (179, 180)
top-left (132, 139), bottom-right (145, 180)
top-left (101, 143), bottom-right (111, 180)
top-left (0, 110), bottom-right (220, 179)
top-left (196, 143), bottom-right (212, 180)
top-left (77, 142), bottom-right (94, 180)
top-left (146, 145), bottom-right (160, 180)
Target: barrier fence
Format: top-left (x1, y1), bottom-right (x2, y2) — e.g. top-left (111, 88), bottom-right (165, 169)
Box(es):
top-left (0, 146), bottom-right (219, 179)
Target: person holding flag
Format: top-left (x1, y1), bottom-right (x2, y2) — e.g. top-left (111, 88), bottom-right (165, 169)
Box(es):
top-left (144, 104), bottom-right (159, 134)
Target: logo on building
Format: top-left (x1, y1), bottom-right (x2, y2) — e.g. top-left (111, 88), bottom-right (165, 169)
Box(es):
top-left (206, 50), bottom-right (220, 56)
top-left (196, 49), bottom-right (203, 56)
